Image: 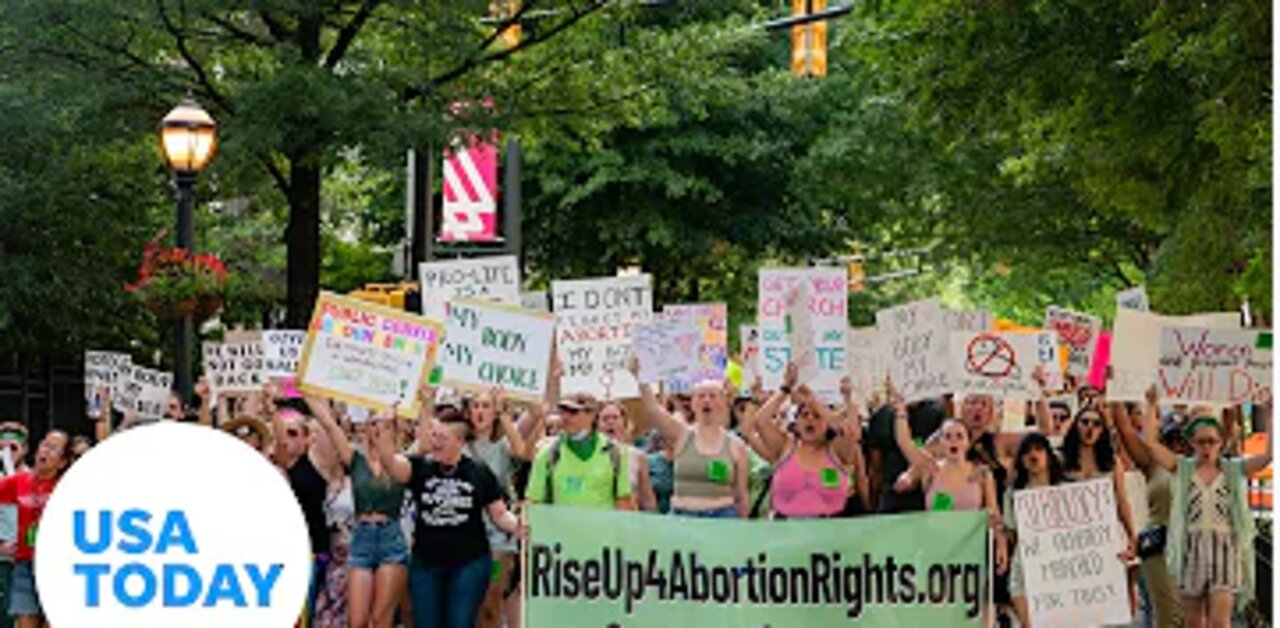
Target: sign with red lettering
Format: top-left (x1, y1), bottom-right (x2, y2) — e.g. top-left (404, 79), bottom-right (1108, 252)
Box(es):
top-left (757, 267), bottom-right (848, 399)
top-left (552, 275), bottom-right (653, 399)
top-left (1044, 306), bottom-right (1102, 377)
top-left (663, 303), bottom-right (728, 394)
top-left (1157, 326), bottom-right (1272, 404)
top-left (1109, 309), bottom-right (1241, 402)
top-left (1013, 478), bottom-right (1130, 628)
top-left (948, 331), bottom-right (1060, 398)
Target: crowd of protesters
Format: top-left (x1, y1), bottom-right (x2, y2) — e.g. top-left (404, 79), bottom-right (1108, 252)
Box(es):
top-left (0, 343), bottom-right (1270, 628)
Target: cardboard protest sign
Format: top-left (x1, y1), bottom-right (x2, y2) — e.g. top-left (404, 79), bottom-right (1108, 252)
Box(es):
top-left (298, 292), bottom-right (444, 418)
top-left (1014, 478), bottom-right (1130, 627)
top-left (1109, 309), bottom-right (1241, 401)
top-left (418, 255), bottom-right (521, 321)
top-left (846, 327), bottom-right (881, 405)
top-left (631, 316), bottom-right (699, 386)
top-left (122, 365), bottom-right (174, 420)
top-left (876, 298), bottom-right (947, 402)
top-left (552, 275), bottom-right (652, 399)
top-left (439, 299), bottom-right (556, 403)
top-left (949, 331), bottom-right (1060, 398)
top-left (1087, 331), bottom-right (1112, 390)
top-left (663, 304), bottom-right (728, 393)
top-left (1156, 326), bottom-right (1272, 404)
top-left (943, 309), bottom-right (991, 334)
top-left (84, 351), bottom-right (129, 397)
top-left (740, 325), bottom-right (761, 391)
top-left (758, 268), bottom-right (847, 399)
top-left (202, 335), bottom-right (266, 395)
top-left (262, 330), bottom-right (306, 378)
top-left (1044, 306), bottom-right (1102, 377)
top-left (1116, 286), bottom-right (1149, 312)
top-left (112, 363), bottom-right (135, 413)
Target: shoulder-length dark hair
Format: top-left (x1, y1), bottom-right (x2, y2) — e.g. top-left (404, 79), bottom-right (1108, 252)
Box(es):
top-left (1060, 407), bottom-right (1115, 475)
top-left (1013, 432), bottom-right (1065, 490)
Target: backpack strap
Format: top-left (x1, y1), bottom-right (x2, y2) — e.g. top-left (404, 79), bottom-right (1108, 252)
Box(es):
top-left (545, 436), bottom-right (564, 504)
top-left (601, 440), bottom-right (622, 502)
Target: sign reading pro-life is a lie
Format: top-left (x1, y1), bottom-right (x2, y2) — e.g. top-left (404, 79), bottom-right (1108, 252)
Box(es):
top-left (552, 275), bottom-right (653, 399)
top-left (297, 292), bottom-right (443, 418)
top-left (757, 268), bottom-right (847, 398)
top-left (419, 255), bottom-right (521, 322)
top-left (439, 299), bottom-right (556, 403)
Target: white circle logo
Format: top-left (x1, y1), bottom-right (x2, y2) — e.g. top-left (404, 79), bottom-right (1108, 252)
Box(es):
top-left (37, 422), bottom-right (311, 628)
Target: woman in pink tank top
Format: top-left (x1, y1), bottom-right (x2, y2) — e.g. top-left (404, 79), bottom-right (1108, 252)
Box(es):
top-left (739, 363), bottom-right (868, 519)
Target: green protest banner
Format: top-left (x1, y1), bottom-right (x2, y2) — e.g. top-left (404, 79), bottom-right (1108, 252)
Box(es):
top-left (525, 505), bottom-right (988, 627)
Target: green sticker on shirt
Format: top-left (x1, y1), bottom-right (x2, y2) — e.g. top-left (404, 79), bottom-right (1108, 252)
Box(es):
top-left (819, 467), bottom-right (840, 489)
top-left (707, 460), bottom-right (730, 484)
top-left (912, 437), bottom-right (925, 449)
top-left (931, 492), bottom-right (955, 512)
top-left (25, 524), bottom-right (36, 548)
top-left (491, 560), bottom-right (502, 583)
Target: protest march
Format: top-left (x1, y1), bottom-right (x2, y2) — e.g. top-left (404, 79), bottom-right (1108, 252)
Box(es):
top-left (20, 257), bottom-right (1259, 628)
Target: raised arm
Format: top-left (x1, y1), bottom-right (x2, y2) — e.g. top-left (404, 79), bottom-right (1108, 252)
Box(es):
top-left (628, 355), bottom-right (688, 446)
top-left (732, 438), bottom-right (750, 518)
top-left (196, 377), bottom-right (213, 427)
top-left (93, 386), bottom-right (113, 443)
top-left (305, 394), bottom-right (354, 468)
top-left (493, 388), bottom-right (532, 462)
top-left (737, 391), bottom-right (782, 464)
top-left (1110, 400), bottom-right (1154, 473)
top-left (891, 392), bottom-right (930, 471)
top-left (1141, 386), bottom-right (1179, 473)
top-left (831, 377), bottom-right (863, 466)
top-left (1244, 398), bottom-right (1272, 477)
top-left (412, 383), bottom-right (437, 456)
top-left (1032, 366), bottom-right (1054, 435)
top-left (372, 414), bottom-right (413, 484)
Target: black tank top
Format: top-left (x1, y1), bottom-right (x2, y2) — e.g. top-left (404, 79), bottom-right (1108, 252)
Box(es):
top-left (287, 455), bottom-right (332, 555)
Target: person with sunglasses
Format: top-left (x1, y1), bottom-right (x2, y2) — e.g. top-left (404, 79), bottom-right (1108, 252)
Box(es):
top-left (526, 392), bottom-right (633, 511)
top-left (1142, 391), bottom-right (1271, 628)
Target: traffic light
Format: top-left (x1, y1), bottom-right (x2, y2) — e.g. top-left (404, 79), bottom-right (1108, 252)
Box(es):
top-left (349, 283), bottom-right (417, 311)
top-left (491, 0), bottom-right (522, 48)
top-left (847, 259), bottom-right (865, 293)
top-left (790, 0), bottom-right (828, 78)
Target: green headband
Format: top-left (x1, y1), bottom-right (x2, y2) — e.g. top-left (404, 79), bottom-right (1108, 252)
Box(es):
top-left (1183, 416), bottom-right (1223, 441)
top-left (0, 430), bottom-right (27, 445)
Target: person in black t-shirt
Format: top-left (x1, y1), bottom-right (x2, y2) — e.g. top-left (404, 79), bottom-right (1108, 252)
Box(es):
top-left (374, 406), bottom-right (524, 628)
top-left (267, 400), bottom-right (332, 627)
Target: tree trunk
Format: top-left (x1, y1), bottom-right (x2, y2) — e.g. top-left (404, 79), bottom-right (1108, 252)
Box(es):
top-left (286, 156), bottom-right (322, 328)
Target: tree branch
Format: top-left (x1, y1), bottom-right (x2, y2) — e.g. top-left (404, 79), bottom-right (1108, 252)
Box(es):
top-left (206, 14), bottom-right (276, 47)
top-left (155, 0), bottom-right (234, 114)
top-left (323, 0), bottom-right (381, 69)
top-left (256, 7), bottom-right (293, 42)
top-left (262, 156), bottom-right (290, 199)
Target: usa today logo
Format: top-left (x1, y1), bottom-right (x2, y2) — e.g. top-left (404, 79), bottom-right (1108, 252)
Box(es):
top-left (36, 422), bottom-right (311, 627)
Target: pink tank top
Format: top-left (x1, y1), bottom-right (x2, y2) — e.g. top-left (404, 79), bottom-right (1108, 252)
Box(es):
top-left (924, 465), bottom-right (985, 512)
top-left (770, 446), bottom-right (849, 518)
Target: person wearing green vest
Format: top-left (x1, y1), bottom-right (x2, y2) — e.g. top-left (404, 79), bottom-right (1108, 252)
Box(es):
top-left (1141, 390), bottom-right (1271, 628)
top-left (526, 393), bottom-right (633, 510)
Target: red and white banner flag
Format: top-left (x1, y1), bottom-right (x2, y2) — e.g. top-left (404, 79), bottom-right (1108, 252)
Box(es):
top-left (439, 137), bottom-right (498, 242)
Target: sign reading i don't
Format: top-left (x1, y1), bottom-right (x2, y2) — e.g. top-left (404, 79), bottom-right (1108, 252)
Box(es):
top-left (552, 275), bottom-right (652, 399)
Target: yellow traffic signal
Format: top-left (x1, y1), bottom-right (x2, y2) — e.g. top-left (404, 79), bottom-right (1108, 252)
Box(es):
top-left (791, 0), bottom-right (828, 78)
top-left (847, 260), bottom-right (865, 292)
top-left (491, 0), bottom-right (522, 48)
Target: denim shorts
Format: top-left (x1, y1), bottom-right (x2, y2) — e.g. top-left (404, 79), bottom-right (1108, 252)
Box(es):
top-left (349, 519), bottom-right (410, 570)
top-left (8, 561), bottom-right (39, 617)
top-left (671, 505), bottom-right (739, 519)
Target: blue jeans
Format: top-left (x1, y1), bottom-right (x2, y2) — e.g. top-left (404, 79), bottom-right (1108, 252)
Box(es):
top-left (409, 555), bottom-right (493, 628)
top-left (672, 504), bottom-right (739, 519)
top-left (349, 520), bottom-right (410, 570)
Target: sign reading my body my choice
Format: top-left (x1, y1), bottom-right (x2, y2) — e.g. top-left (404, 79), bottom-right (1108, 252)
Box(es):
top-left (297, 292), bottom-right (444, 418)
top-left (440, 299), bottom-right (556, 403)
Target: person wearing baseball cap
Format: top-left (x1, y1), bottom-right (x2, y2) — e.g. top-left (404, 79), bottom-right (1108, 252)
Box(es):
top-left (526, 392), bottom-right (633, 510)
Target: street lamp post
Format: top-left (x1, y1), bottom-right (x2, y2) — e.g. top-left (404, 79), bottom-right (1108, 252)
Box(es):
top-left (159, 94), bottom-right (217, 404)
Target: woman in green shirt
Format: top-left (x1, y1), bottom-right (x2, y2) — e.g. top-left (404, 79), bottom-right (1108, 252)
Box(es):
top-left (308, 394), bottom-right (417, 628)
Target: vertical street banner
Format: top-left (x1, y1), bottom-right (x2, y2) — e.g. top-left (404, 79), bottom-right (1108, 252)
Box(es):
top-left (1044, 306), bottom-right (1102, 377)
top-left (439, 136), bottom-right (499, 242)
top-left (1157, 326), bottom-right (1272, 404)
top-left (758, 268), bottom-right (848, 399)
top-left (297, 292), bottom-right (444, 418)
top-left (202, 334), bottom-right (266, 396)
top-left (948, 331), bottom-right (1060, 398)
top-left (419, 255), bottom-right (521, 322)
top-left (663, 303), bottom-right (728, 393)
top-left (552, 275), bottom-right (653, 399)
top-left (1013, 479), bottom-right (1130, 628)
top-left (262, 330), bottom-right (307, 379)
top-left (1109, 309), bottom-right (1241, 401)
top-left (526, 505), bottom-right (988, 626)
top-left (876, 298), bottom-right (947, 402)
top-left (439, 299), bottom-right (556, 403)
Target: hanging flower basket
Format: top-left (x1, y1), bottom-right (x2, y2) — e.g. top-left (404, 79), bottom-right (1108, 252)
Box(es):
top-left (126, 231), bottom-right (230, 321)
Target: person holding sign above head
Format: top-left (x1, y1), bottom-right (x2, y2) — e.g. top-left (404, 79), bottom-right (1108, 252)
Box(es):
top-left (738, 363), bottom-right (862, 519)
top-left (370, 406), bottom-right (525, 628)
top-left (303, 394), bottom-right (409, 628)
top-left (1140, 388), bottom-right (1272, 628)
top-left (629, 355), bottom-right (747, 518)
top-left (0, 430), bottom-right (75, 628)
top-left (526, 392), bottom-right (633, 511)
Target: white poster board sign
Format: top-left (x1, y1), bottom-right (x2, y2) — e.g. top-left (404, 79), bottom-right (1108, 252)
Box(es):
top-left (663, 304), bottom-right (728, 393)
top-left (262, 330), bottom-right (307, 378)
top-left (1116, 286), bottom-right (1149, 312)
top-left (123, 365), bottom-right (174, 420)
top-left (846, 327), bottom-right (881, 406)
top-left (1044, 306), bottom-right (1102, 377)
top-left (552, 275), bottom-right (653, 399)
top-left (1014, 478), bottom-right (1130, 628)
top-left (298, 292), bottom-right (444, 417)
top-left (202, 335), bottom-right (266, 396)
top-left (876, 298), bottom-right (947, 402)
top-left (0, 505), bottom-right (16, 542)
top-left (84, 351), bottom-right (130, 401)
top-left (631, 316), bottom-right (699, 386)
top-left (419, 255), bottom-right (521, 321)
top-left (949, 331), bottom-right (1060, 398)
top-left (1109, 309), bottom-right (1241, 401)
top-left (1157, 326), bottom-right (1272, 404)
top-left (740, 325), bottom-right (761, 391)
top-left (758, 268), bottom-right (847, 399)
top-left (439, 299), bottom-right (556, 403)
